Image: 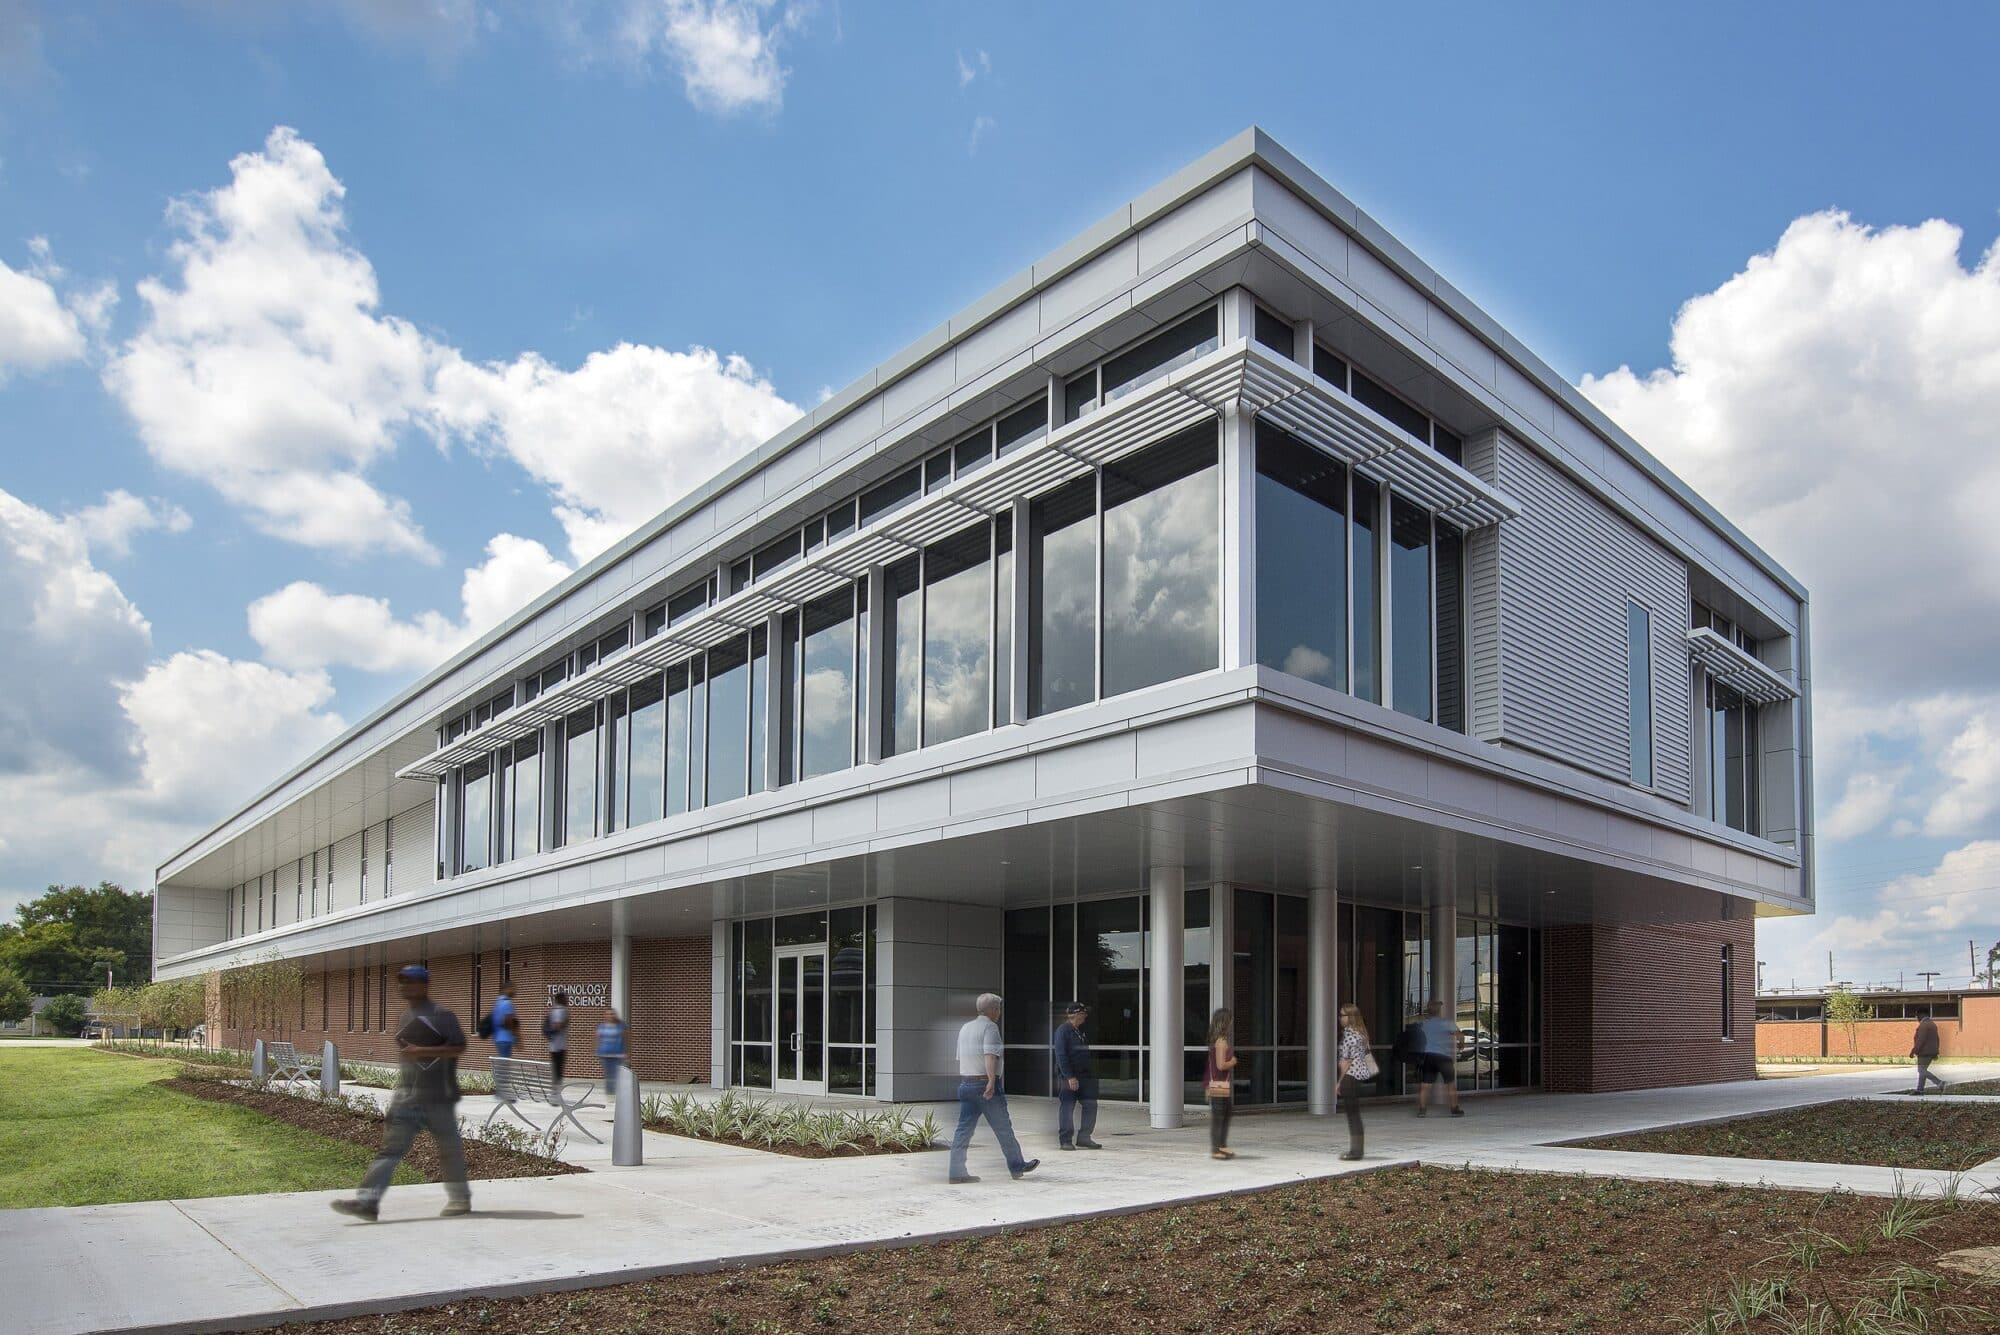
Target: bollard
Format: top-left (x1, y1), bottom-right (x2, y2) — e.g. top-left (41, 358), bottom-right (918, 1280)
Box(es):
top-left (251, 1038), bottom-right (267, 1084)
top-left (321, 1040), bottom-right (340, 1097)
top-left (612, 1066), bottom-right (643, 1166)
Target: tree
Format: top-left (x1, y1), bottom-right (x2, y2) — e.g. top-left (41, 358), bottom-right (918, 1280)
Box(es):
top-left (0, 967), bottom-right (30, 1026)
top-left (93, 984), bottom-right (140, 1039)
top-left (0, 883), bottom-right (153, 989)
top-left (39, 993), bottom-right (87, 1036)
top-left (224, 955), bottom-right (304, 1039)
top-left (1986, 942), bottom-right (1999, 988)
top-left (1824, 986), bottom-right (1873, 1055)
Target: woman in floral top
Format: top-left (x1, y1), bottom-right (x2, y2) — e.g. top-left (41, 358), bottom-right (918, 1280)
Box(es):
top-left (1337, 1004), bottom-right (1377, 1161)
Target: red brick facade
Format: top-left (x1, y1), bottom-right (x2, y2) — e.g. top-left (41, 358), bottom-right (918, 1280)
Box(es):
top-left (212, 936), bottom-right (712, 1083)
top-left (1756, 994), bottom-right (2000, 1061)
top-left (1541, 916), bottom-right (1757, 1092)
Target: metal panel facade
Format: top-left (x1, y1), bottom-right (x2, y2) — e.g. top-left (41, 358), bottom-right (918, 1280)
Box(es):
top-left (389, 802), bottom-right (435, 898)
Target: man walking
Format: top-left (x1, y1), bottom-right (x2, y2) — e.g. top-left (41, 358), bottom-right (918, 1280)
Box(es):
top-left (1052, 1001), bottom-right (1102, 1151)
top-left (331, 966), bottom-right (471, 1221)
top-left (1415, 1000), bottom-right (1464, 1117)
top-left (490, 982), bottom-right (518, 1060)
top-left (948, 993), bottom-right (1038, 1184)
top-left (1911, 1009), bottom-right (1947, 1094)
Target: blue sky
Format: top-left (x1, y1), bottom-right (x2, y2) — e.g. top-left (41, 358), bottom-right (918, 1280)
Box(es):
top-left (3, 1), bottom-right (1998, 990)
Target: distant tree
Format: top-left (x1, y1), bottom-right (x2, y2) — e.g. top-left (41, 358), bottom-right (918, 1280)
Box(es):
top-left (1824, 986), bottom-right (1873, 1055)
top-left (0, 967), bottom-right (30, 1025)
top-left (0, 883), bottom-right (152, 989)
top-left (166, 976), bottom-right (212, 1040)
top-left (1986, 941), bottom-right (1999, 988)
top-left (93, 984), bottom-right (140, 1039)
top-left (39, 993), bottom-right (87, 1036)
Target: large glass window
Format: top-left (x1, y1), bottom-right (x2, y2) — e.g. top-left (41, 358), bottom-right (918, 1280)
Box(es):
top-left (461, 758), bottom-right (491, 872)
top-left (1102, 425), bottom-right (1219, 697)
top-left (1101, 307), bottom-right (1220, 407)
top-left (1627, 602), bottom-right (1653, 787)
top-left (687, 660), bottom-right (707, 810)
top-left (884, 557), bottom-right (922, 757)
top-left (509, 736), bottom-right (540, 859)
top-left (562, 706), bottom-right (597, 844)
top-left (1029, 476), bottom-right (1098, 716)
top-left (1435, 524), bottom-right (1465, 733)
top-left (749, 627), bottom-right (769, 795)
top-left (628, 676), bottom-right (664, 826)
top-left (994, 523), bottom-right (1014, 726)
top-left (1390, 497), bottom-right (1433, 722)
top-left (801, 588), bottom-right (858, 779)
top-left (922, 525), bottom-right (992, 747)
top-left (1705, 678), bottom-right (1760, 834)
top-left (666, 663), bottom-right (692, 816)
top-left (707, 638), bottom-right (750, 805)
top-left (1255, 424), bottom-right (1347, 689)
top-left (1351, 475), bottom-right (1382, 703)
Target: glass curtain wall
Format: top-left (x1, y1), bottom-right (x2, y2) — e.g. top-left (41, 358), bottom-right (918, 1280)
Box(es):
top-left (728, 907), bottom-right (877, 1095)
top-left (1001, 888), bottom-right (1214, 1104)
top-left (1230, 888), bottom-right (1309, 1105)
top-left (1253, 422), bottom-right (1464, 730)
top-left (1704, 677), bottom-right (1761, 834)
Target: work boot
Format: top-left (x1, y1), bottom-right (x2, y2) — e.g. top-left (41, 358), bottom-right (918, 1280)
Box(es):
top-left (1011, 1158), bottom-right (1040, 1179)
top-left (329, 1198), bottom-right (378, 1222)
top-left (1340, 1136), bottom-right (1363, 1161)
top-left (440, 1199), bottom-right (472, 1217)
top-left (1076, 1138), bottom-right (1104, 1150)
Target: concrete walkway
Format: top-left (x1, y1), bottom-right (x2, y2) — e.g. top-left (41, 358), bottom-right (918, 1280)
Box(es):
top-left (9, 1060), bottom-right (2000, 1335)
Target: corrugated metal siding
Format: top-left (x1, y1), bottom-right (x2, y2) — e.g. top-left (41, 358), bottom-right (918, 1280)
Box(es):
top-left (1489, 434), bottom-right (1693, 803)
top-left (363, 822), bottom-right (388, 902)
top-left (390, 801), bottom-right (436, 897)
top-left (331, 831), bottom-right (364, 914)
top-left (1464, 431), bottom-right (1504, 743)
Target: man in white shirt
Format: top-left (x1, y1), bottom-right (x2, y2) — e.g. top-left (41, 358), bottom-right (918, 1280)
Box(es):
top-left (947, 993), bottom-right (1038, 1184)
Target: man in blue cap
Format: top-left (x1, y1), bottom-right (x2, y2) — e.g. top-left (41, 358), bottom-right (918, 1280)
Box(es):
top-left (331, 965), bottom-right (472, 1221)
top-left (1052, 1001), bottom-right (1102, 1151)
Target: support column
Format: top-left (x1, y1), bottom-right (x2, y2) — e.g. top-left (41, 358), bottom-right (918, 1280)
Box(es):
top-left (1307, 882), bottom-right (1339, 1115)
top-left (1429, 901), bottom-right (1456, 1013)
top-left (1147, 867), bottom-right (1186, 1129)
top-left (1219, 401), bottom-right (1256, 672)
top-left (610, 901), bottom-right (632, 1020)
top-left (710, 917), bottom-right (730, 1088)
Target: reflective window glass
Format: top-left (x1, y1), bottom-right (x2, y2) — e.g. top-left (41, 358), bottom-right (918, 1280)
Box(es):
top-left (707, 639), bottom-right (750, 805)
top-left (511, 738), bottom-right (539, 857)
top-left (1627, 602), bottom-right (1653, 786)
top-left (1254, 305), bottom-right (1293, 357)
top-left (628, 676), bottom-right (664, 826)
top-left (462, 758), bottom-right (491, 872)
top-left (688, 661), bottom-right (707, 809)
top-left (923, 525), bottom-right (992, 747)
top-left (859, 466), bottom-right (921, 527)
top-left (1351, 475), bottom-right (1382, 703)
top-left (1102, 424), bottom-right (1219, 697)
top-left (884, 557), bottom-right (921, 757)
top-left (801, 589), bottom-right (856, 779)
top-left (1435, 524), bottom-right (1465, 733)
top-left (993, 521), bottom-right (1014, 726)
top-left (1029, 476), bottom-right (1097, 716)
top-left (1352, 367), bottom-right (1432, 444)
top-left (1255, 423), bottom-right (1346, 689)
top-left (749, 627), bottom-right (768, 794)
top-left (666, 663), bottom-right (691, 815)
top-left (563, 707), bottom-right (597, 843)
top-left (995, 398), bottom-right (1047, 454)
top-left (1102, 307), bottom-right (1219, 404)
top-left (1390, 497), bottom-right (1433, 723)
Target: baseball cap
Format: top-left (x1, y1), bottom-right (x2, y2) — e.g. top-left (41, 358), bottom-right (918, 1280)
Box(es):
top-left (398, 965), bottom-right (430, 982)
top-left (1065, 1001), bottom-right (1089, 1015)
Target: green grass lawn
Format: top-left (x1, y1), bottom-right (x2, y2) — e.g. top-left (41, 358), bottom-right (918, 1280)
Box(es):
top-left (0, 1047), bottom-right (414, 1209)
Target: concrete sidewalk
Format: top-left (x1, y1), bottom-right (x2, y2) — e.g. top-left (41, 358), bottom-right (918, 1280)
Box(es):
top-left (9, 1061), bottom-right (2000, 1335)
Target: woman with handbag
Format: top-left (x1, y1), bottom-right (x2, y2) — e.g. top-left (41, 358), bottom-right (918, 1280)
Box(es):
top-left (1206, 1008), bottom-right (1238, 1161)
top-left (1337, 1003), bottom-right (1378, 1161)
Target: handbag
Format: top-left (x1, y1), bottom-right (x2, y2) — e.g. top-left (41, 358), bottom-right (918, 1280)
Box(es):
top-left (1206, 1076), bottom-right (1232, 1099)
top-left (1351, 1050), bottom-right (1380, 1082)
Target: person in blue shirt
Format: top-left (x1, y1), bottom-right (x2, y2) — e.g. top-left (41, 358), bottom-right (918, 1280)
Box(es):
top-left (490, 984), bottom-right (518, 1059)
top-left (1051, 1001), bottom-right (1102, 1150)
top-left (596, 1007), bottom-right (628, 1095)
top-left (1415, 1000), bottom-right (1464, 1117)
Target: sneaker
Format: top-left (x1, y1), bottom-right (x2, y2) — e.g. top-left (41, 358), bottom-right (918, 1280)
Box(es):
top-left (1011, 1158), bottom-right (1040, 1179)
top-left (1415, 1106), bottom-right (1427, 1117)
top-left (1076, 1139), bottom-right (1104, 1150)
top-left (440, 1200), bottom-right (472, 1217)
top-left (1059, 1142), bottom-right (1075, 1151)
top-left (948, 1175), bottom-right (981, 1185)
top-left (329, 1198), bottom-right (377, 1222)
top-left (1450, 1107), bottom-right (1465, 1117)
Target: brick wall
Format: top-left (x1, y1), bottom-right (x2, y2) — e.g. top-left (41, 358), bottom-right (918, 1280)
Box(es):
top-left (1542, 916), bottom-right (1756, 1092)
top-left (211, 935), bottom-right (713, 1083)
top-left (1755, 996), bottom-right (2000, 1060)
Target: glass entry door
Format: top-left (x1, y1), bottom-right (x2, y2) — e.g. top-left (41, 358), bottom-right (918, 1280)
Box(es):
top-left (774, 946), bottom-right (827, 1095)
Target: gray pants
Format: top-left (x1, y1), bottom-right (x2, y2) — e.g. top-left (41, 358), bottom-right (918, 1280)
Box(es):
top-left (1915, 1056), bottom-right (1946, 1092)
top-left (359, 1093), bottom-right (469, 1204)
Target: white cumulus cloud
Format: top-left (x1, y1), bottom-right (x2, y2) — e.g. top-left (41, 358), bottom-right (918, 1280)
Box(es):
top-left (104, 126), bottom-right (446, 563)
top-left (250, 532), bottom-right (570, 673)
top-left (67, 490), bottom-right (192, 559)
top-left (0, 249), bottom-right (87, 376)
top-left (617, 0), bottom-right (798, 115)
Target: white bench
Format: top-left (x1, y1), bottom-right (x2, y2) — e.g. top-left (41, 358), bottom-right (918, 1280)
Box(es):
top-left (264, 1041), bottom-right (319, 1087)
top-left (486, 1056), bottom-right (603, 1143)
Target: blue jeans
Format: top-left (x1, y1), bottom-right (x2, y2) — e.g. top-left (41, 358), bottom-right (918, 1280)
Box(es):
top-left (359, 1093), bottom-right (468, 1205)
top-left (949, 1079), bottom-right (1027, 1178)
top-left (601, 1055), bottom-right (624, 1094)
top-left (1058, 1074), bottom-right (1098, 1145)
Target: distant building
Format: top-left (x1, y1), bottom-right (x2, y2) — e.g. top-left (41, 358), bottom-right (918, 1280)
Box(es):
top-left (0, 996), bottom-right (58, 1037)
top-left (1758, 989), bottom-right (2000, 1059)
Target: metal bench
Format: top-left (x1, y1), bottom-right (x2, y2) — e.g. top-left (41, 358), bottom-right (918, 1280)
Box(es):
top-left (264, 1041), bottom-right (319, 1087)
top-left (485, 1056), bottom-right (603, 1144)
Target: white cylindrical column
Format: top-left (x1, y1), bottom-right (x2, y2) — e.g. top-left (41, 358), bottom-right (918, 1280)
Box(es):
top-left (610, 903), bottom-right (633, 1021)
top-left (1307, 882), bottom-right (1339, 1115)
top-left (1147, 867), bottom-right (1186, 1130)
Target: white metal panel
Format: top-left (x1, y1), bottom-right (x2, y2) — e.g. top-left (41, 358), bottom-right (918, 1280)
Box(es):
top-left (331, 831), bottom-right (364, 914)
top-left (389, 801), bottom-right (436, 897)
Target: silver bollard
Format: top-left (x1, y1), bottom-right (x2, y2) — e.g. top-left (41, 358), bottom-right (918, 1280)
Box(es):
top-left (612, 1066), bottom-right (643, 1166)
top-left (251, 1038), bottom-right (267, 1083)
top-left (321, 1040), bottom-right (340, 1097)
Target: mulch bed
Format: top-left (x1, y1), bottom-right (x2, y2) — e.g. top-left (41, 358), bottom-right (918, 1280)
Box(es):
top-left (1942, 1078), bottom-right (2000, 1097)
top-left (639, 1123), bottom-right (932, 1159)
top-left (1574, 1099), bottom-right (2000, 1170)
top-left (289, 1166), bottom-right (2000, 1333)
top-left (163, 1078), bottom-right (583, 1181)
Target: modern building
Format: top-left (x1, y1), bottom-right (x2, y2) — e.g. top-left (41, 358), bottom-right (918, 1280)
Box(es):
top-left (1758, 989), bottom-right (2000, 1061)
top-left (155, 129), bottom-right (1813, 1120)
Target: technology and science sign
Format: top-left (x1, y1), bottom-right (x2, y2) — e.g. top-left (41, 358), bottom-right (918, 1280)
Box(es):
top-left (548, 982), bottom-right (608, 1009)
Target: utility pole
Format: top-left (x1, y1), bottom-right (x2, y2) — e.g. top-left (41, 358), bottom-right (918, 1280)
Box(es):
top-left (1918, 971), bottom-right (1940, 992)
top-left (1828, 951), bottom-right (1835, 983)
top-left (1974, 941), bottom-right (1980, 986)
